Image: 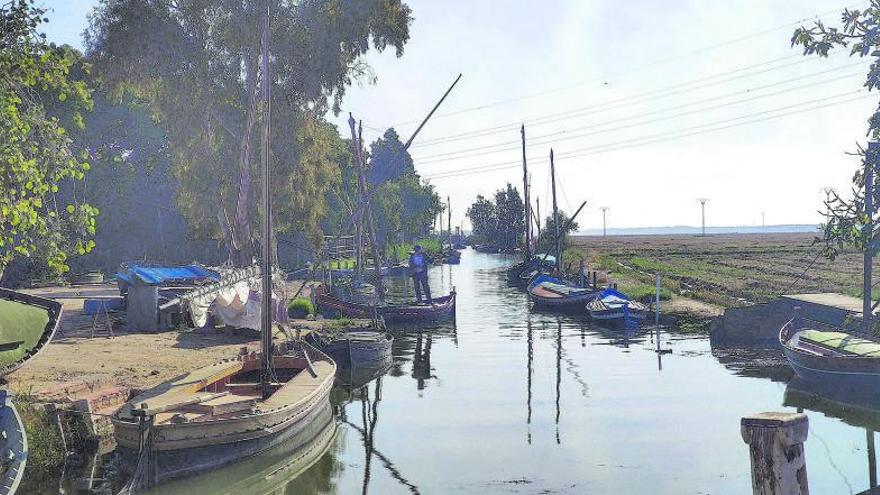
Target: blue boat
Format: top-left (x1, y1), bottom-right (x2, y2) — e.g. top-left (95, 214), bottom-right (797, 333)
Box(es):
top-left (587, 288), bottom-right (647, 328)
top-left (526, 274), bottom-right (596, 311)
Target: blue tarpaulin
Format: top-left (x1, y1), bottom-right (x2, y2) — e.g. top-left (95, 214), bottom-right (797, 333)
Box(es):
top-left (117, 263), bottom-right (220, 286)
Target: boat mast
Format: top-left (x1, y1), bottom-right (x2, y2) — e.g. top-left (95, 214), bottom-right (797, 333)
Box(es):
top-left (521, 125), bottom-right (530, 259)
top-left (447, 195), bottom-right (452, 248)
top-left (550, 149), bottom-right (560, 271)
top-left (260, 0), bottom-right (273, 399)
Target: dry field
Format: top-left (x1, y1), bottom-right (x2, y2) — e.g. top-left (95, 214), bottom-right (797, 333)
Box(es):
top-left (569, 232), bottom-right (870, 309)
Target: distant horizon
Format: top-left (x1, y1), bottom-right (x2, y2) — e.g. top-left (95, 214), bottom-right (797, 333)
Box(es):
top-left (573, 223), bottom-right (818, 236)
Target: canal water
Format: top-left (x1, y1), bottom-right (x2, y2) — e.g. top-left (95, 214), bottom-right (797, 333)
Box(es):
top-left (37, 249), bottom-right (880, 493)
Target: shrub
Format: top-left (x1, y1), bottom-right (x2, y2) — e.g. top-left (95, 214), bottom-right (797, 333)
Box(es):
top-left (287, 297), bottom-right (314, 318)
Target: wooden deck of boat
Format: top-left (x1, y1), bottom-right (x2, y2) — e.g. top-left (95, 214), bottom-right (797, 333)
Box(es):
top-left (119, 360), bottom-right (243, 417)
top-left (264, 360), bottom-right (334, 409)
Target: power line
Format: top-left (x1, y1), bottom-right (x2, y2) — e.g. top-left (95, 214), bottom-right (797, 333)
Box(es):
top-left (414, 64), bottom-right (865, 164)
top-left (383, 2), bottom-right (861, 130)
top-left (424, 90), bottom-right (872, 180)
top-left (413, 54), bottom-right (817, 148)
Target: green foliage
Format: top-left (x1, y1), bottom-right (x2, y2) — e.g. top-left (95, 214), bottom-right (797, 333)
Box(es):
top-left (287, 297), bottom-right (315, 316)
top-left (466, 183), bottom-right (524, 249)
top-left (791, 4), bottom-right (880, 259)
top-left (86, 0), bottom-right (413, 263)
top-left (387, 237), bottom-right (442, 263)
top-left (536, 210), bottom-right (579, 254)
top-left (0, 1), bottom-right (97, 277)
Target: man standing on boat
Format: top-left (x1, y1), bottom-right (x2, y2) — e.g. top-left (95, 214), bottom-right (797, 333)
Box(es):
top-left (409, 245), bottom-right (433, 304)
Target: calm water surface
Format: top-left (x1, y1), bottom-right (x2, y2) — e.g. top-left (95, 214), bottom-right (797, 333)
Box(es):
top-left (68, 250), bottom-right (880, 493)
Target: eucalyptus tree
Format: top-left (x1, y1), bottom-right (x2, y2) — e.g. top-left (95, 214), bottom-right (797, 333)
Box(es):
top-left (0, 0), bottom-right (98, 280)
top-left (85, 0), bottom-right (413, 266)
top-left (791, 4), bottom-right (880, 259)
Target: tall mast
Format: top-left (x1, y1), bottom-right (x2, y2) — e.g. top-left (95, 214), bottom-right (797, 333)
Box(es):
top-left (447, 195), bottom-right (452, 247)
top-left (259, 0), bottom-right (273, 399)
top-left (864, 143), bottom-right (878, 332)
top-left (521, 125), bottom-right (530, 259)
top-left (550, 149), bottom-right (560, 271)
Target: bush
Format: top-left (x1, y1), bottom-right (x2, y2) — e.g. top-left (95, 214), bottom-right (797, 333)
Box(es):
top-left (287, 297), bottom-right (315, 318)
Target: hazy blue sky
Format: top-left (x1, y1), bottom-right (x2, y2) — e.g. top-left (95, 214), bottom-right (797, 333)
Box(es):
top-left (40, 1), bottom-right (876, 230)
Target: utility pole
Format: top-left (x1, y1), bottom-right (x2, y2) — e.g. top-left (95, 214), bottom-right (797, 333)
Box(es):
top-left (599, 207), bottom-right (610, 237)
top-left (864, 143), bottom-right (879, 333)
top-left (521, 125), bottom-right (531, 259)
top-left (550, 149), bottom-right (560, 270)
top-left (698, 198), bottom-right (708, 237)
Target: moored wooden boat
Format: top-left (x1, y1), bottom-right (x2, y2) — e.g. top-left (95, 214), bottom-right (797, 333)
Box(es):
top-left (587, 288), bottom-right (648, 327)
top-left (506, 255), bottom-right (555, 287)
top-left (142, 400), bottom-right (337, 495)
top-left (305, 328), bottom-right (393, 368)
top-left (526, 274), bottom-right (596, 310)
top-left (314, 285), bottom-right (456, 324)
top-left (0, 288), bottom-right (62, 375)
top-left (780, 313), bottom-right (880, 393)
top-left (112, 341), bottom-right (336, 484)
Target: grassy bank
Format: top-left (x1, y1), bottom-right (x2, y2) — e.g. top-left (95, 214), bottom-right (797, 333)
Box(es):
top-left (570, 232), bottom-right (871, 310)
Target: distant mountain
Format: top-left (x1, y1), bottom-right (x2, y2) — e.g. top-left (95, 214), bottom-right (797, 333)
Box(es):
top-left (574, 224), bottom-right (819, 236)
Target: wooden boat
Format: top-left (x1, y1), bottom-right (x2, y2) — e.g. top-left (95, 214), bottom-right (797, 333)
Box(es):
top-left (526, 274), bottom-right (596, 310)
top-left (112, 341), bottom-right (336, 484)
top-left (305, 328), bottom-right (392, 368)
top-left (506, 255), bottom-right (555, 286)
top-left (444, 250), bottom-right (461, 264)
top-left (779, 314), bottom-right (880, 393)
top-left (314, 285), bottom-right (456, 324)
top-left (142, 400), bottom-right (337, 495)
top-left (0, 391), bottom-right (26, 494)
top-left (587, 288), bottom-right (648, 326)
top-left (0, 288), bottom-right (62, 375)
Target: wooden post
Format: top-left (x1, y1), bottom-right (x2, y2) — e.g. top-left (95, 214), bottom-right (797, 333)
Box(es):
top-left (868, 428), bottom-right (877, 489)
top-left (550, 149), bottom-right (560, 270)
top-left (864, 142), bottom-right (878, 333)
top-left (741, 412), bottom-right (809, 495)
top-left (655, 274), bottom-right (661, 326)
top-left (592, 271), bottom-right (597, 289)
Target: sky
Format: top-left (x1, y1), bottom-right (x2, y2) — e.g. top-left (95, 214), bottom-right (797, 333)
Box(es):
top-left (39, 0), bottom-right (878, 231)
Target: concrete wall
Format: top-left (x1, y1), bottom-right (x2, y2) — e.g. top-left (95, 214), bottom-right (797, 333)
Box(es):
top-left (710, 294), bottom-right (864, 347)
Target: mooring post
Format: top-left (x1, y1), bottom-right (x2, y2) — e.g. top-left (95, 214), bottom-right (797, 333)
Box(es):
top-left (592, 271), bottom-right (597, 289)
top-left (741, 412), bottom-right (809, 495)
top-left (654, 274), bottom-right (661, 326)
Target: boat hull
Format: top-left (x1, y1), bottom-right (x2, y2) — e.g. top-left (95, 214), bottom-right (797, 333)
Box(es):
top-left (526, 274), bottom-right (596, 311)
top-left (315, 286), bottom-right (456, 324)
top-left (782, 343), bottom-right (880, 392)
top-left (305, 331), bottom-right (392, 367)
top-left (120, 399), bottom-right (334, 485)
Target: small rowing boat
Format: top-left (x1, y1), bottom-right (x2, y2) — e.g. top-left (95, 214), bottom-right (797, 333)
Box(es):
top-left (780, 312), bottom-right (880, 393)
top-left (305, 328), bottom-right (392, 368)
top-left (314, 285), bottom-right (456, 324)
top-left (526, 274), bottom-right (596, 310)
top-left (0, 288), bottom-right (62, 375)
top-left (587, 288), bottom-right (647, 327)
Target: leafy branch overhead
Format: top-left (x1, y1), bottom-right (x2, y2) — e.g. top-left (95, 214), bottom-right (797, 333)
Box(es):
top-left (791, 2), bottom-right (880, 258)
top-left (0, 0), bottom-right (98, 276)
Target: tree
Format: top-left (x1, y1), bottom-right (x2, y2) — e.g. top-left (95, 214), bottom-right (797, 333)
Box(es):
top-left (537, 210), bottom-right (579, 255)
top-left (465, 183), bottom-right (525, 250)
top-left (791, 4), bottom-right (880, 259)
top-left (85, 0), bottom-right (413, 266)
top-left (0, 0), bottom-right (97, 280)
top-left (466, 195), bottom-right (497, 245)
